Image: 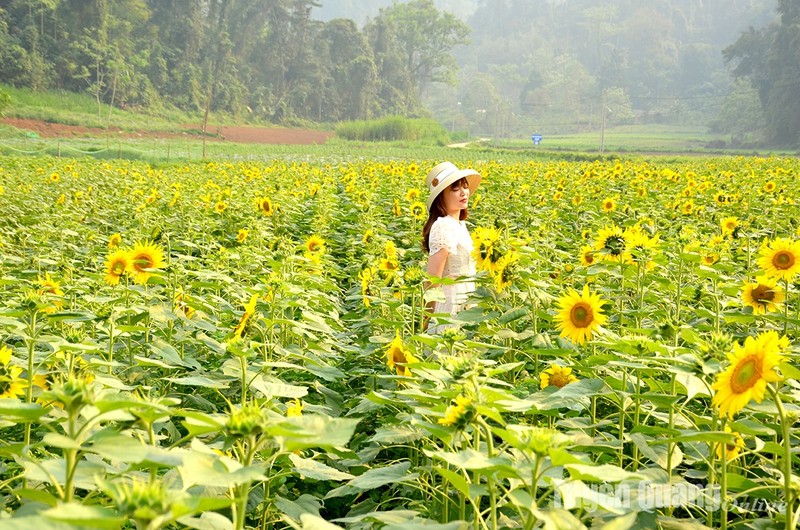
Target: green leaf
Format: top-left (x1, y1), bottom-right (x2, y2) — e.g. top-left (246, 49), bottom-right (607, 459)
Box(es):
top-left (325, 462), bottom-right (416, 499)
top-left (249, 378), bottom-right (308, 399)
top-left (0, 516), bottom-right (78, 530)
top-left (565, 463), bottom-right (645, 483)
top-left (42, 503), bottom-right (125, 529)
top-left (433, 466), bottom-right (471, 499)
top-left (424, 448), bottom-right (511, 471)
top-left (165, 375), bottom-right (231, 389)
top-left (289, 454), bottom-right (354, 481)
top-left (295, 514), bottom-right (343, 529)
top-left (779, 361), bottom-right (800, 381)
top-left (179, 451), bottom-right (266, 488)
top-left (150, 338), bottom-right (201, 369)
top-left (176, 512), bottom-right (233, 530)
top-left (276, 494), bottom-right (324, 521)
top-left (269, 415), bottom-right (359, 452)
top-left (596, 511), bottom-right (638, 530)
top-left (0, 399), bottom-right (48, 421)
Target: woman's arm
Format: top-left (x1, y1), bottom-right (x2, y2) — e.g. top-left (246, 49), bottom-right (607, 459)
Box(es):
top-left (423, 248), bottom-right (448, 330)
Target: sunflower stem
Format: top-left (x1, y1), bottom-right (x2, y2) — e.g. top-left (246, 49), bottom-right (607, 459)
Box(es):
top-left (783, 278), bottom-right (789, 336)
top-left (720, 420), bottom-right (728, 530)
top-left (769, 385), bottom-right (795, 530)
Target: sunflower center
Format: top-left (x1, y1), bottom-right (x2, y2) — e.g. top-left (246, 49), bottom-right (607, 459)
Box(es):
top-left (570, 302), bottom-right (594, 328)
top-left (773, 251), bottom-right (794, 270)
top-left (112, 261), bottom-right (126, 275)
top-left (584, 251), bottom-right (595, 264)
top-left (730, 356), bottom-right (761, 394)
top-left (604, 235), bottom-right (625, 256)
top-left (751, 284), bottom-right (775, 303)
top-left (391, 348), bottom-right (407, 365)
top-left (550, 371), bottom-right (571, 388)
top-left (133, 255), bottom-right (152, 271)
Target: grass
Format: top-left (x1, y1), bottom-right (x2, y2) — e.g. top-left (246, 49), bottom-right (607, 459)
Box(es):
top-left (2, 85), bottom-right (797, 160)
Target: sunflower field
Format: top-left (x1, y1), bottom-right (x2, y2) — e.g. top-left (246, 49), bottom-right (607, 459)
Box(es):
top-left (0, 153), bottom-right (798, 530)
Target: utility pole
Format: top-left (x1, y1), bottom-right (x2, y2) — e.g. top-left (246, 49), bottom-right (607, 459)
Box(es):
top-left (599, 91), bottom-right (606, 153)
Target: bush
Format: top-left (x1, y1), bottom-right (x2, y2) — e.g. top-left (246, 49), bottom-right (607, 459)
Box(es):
top-left (0, 88), bottom-right (10, 116)
top-left (335, 116), bottom-right (449, 143)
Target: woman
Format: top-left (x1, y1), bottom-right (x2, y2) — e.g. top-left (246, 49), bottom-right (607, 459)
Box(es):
top-left (421, 162), bottom-right (482, 334)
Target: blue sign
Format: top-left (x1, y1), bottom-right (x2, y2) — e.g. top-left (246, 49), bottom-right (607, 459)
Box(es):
top-left (532, 134), bottom-right (543, 145)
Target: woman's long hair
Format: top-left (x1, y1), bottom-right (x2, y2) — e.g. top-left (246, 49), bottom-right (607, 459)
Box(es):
top-left (422, 177), bottom-right (470, 253)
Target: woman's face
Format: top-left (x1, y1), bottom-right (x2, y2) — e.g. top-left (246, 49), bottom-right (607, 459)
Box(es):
top-left (441, 178), bottom-right (470, 215)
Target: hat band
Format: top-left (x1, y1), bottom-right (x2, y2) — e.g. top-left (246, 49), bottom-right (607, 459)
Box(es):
top-left (429, 165), bottom-right (459, 189)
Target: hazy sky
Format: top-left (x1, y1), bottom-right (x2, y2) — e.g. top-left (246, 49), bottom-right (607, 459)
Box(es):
top-left (312, 0), bottom-right (478, 24)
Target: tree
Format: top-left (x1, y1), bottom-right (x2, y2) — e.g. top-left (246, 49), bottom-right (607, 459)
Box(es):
top-left (366, 0), bottom-right (471, 113)
top-left (724, 0), bottom-right (800, 146)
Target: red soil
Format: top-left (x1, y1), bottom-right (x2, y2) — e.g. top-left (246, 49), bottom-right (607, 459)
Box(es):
top-left (1, 118), bottom-right (334, 145)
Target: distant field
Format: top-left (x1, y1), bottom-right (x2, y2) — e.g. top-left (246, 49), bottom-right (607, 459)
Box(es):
top-left (1, 84), bottom-right (794, 160)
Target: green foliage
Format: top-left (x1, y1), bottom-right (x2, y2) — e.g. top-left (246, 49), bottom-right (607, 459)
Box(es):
top-left (335, 116), bottom-right (450, 143)
top-left (0, 87), bottom-right (10, 116)
top-left (724, 0), bottom-right (800, 147)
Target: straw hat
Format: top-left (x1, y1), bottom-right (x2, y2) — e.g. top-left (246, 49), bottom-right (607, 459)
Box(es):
top-left (425, 162), bottom-right (481, 210)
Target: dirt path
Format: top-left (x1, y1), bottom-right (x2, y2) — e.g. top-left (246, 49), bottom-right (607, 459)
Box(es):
top-left (1, 118), bottom-right (334, 145)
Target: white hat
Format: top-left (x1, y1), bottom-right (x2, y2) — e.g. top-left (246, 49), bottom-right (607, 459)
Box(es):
top-left (425, 162), bottom-right (481, 211)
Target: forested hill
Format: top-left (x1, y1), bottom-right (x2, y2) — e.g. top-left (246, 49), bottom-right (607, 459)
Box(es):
top-left (2, 0), bottom-right (797, 145)
top-left (428, 0), bottom-right (776, 137)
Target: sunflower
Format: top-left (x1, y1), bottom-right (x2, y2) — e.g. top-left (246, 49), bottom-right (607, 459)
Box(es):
top-left (378, 258), bottom-right (400, 279)
top-left (594, 225), bottom-right (631, 263)
top-left (701, 253), bottom-right (719, 266)
top-left (258, 196), bottom-right (274, 216)
top-left (720, 216), bottom-right (738, 236)
top-left (711, 331), bottom-right (787, 419)
top-left (286, 399), bottom-right (303, 417)
top-left (493, 251), bottom-right (519, 292)
top-left (174, 291), bottom-right (195, 319)
top-left (233, 295), bottom-right (258, 338)
top-left (392, 198), bottom-right (402, 216)
top-left (472, 226), bottom-right (503, 274)
top-left (360, 230), bottom-right (374, 246)
top-left (108, 233), bottom-right (122, 249)
top-left (554, 285), bottom-right (608, 345)
top-left (579, 245), bottom-right (597, 267)
top-left (104, 249), bottom-right (132, 286)
top-left (438, 394), bottom-right (475, 428)
top-left (304, 235), bottom-right (326, 255)
top-left (741, 276), bottom-right (784, 315)
top-left (385, 333), bottom-right (417, 376)
top-left (409, 201), bottom-right (426, 221)
top-left (405, 188), bottom-right (421, 202)
top-left (49, 173), bottom-right (60, 183)
top-left (37, 273), bottom-right (63, 297)
top-left (681, 200), bottom-right (694, 215)
top-left (0, 346), bottom-right (26, 399)
top-left (572, 194), bottom-right (583, 206)
top-left (601, 198), bottom-right (616, 212)
top-left (757, 237), bottom-right (800, 281)
top-left (358, 266), bottom-right (376, 307)
top-left (540, 364), bottom-right (579, 389)
top-left (763, 181), bottom-right (776, 193)
top-left (716, 425), bottom-right (745, 461)
top-left (129, 240), bottom-right (166, 285)
top-left (236, 228), bottom-right (249, 243)
top-left (214, 201), bottom-right (227, 214)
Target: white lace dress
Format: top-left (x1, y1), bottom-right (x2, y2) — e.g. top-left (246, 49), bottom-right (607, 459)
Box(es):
top-left (427, 216), bottom-right (477, 334)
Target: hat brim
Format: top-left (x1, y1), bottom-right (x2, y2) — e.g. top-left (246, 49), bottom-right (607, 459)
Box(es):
top-left (426, 168), bottom-right (481, 210)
